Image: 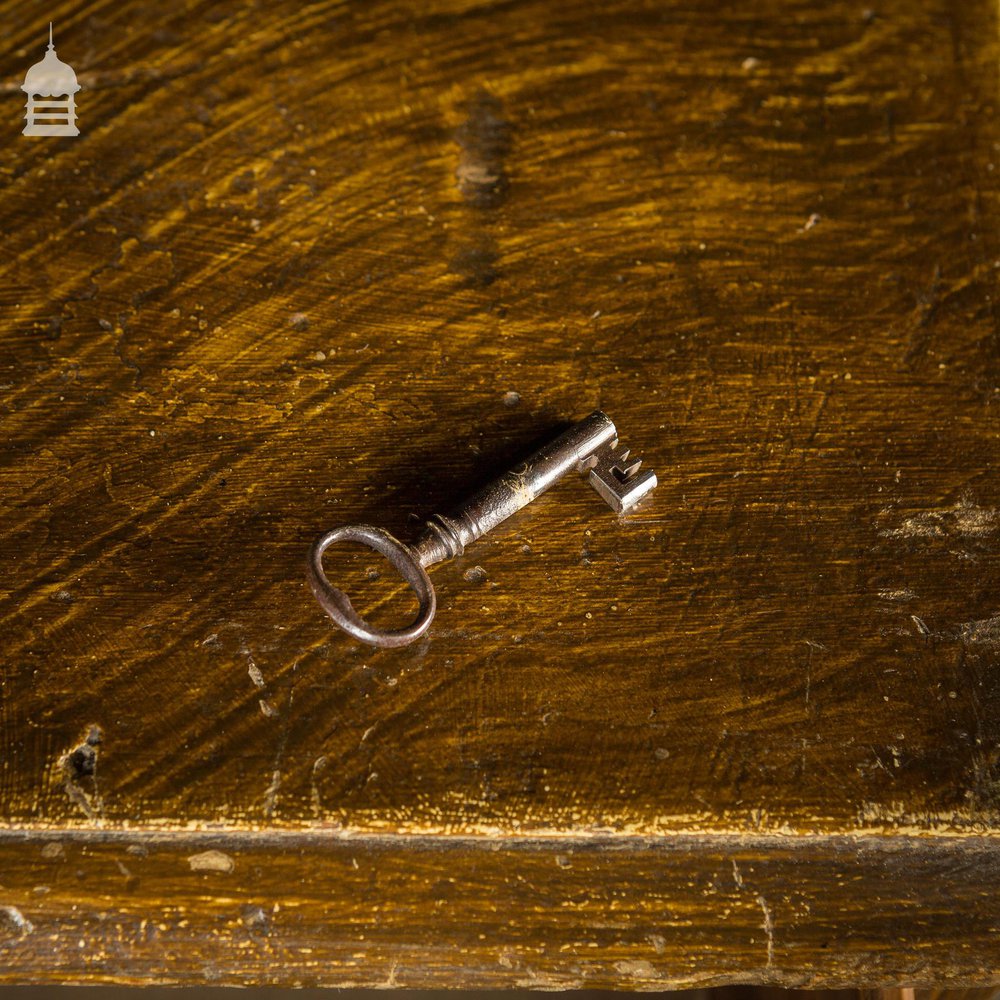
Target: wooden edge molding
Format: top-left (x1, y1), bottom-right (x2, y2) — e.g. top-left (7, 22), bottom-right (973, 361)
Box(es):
top-left (0, 831), bottom-right (996, 987)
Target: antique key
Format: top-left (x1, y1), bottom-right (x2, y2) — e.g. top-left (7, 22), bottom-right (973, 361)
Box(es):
top-left (307, 411), bottom-right (656, 648)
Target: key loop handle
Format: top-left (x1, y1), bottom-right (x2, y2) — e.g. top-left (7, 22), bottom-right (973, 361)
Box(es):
top-left (307, 524), bottom-right (437, 648)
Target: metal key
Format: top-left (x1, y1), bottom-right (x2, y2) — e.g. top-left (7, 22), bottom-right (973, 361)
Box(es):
top-left (307, 411), bottom-right (656, 648)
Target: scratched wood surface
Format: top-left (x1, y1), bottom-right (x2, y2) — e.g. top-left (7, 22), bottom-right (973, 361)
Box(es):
top-left (1, 0), bottom-right (999, 986)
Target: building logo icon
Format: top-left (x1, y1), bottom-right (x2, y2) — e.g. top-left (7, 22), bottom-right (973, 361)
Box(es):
top-left (22, 23), bottom-right (81, 137)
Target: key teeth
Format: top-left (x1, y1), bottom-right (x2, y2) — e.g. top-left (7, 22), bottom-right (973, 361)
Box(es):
top-left (586, 441), bottom-right (657, 513)
top-left (617, 456), bottom-right (642, 479)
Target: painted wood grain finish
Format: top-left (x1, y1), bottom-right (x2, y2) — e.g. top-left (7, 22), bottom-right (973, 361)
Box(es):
top-left (0, 0), bottom-right (998, 985)
top-left (0, 834), bottom-right (997, 987)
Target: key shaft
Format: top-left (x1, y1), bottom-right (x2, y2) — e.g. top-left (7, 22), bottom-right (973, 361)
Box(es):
top-left (412, 411), bottom-right (618, 567)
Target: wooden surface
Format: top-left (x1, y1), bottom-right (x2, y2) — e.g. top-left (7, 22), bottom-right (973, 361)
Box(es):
top-left (1, 0), bottom-right (999, 986)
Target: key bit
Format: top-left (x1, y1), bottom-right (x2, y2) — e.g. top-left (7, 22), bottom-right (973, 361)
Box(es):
top-left (584, 442), bottom-right (658, 514)
top-left (308, 411), bottom-right (657, 647)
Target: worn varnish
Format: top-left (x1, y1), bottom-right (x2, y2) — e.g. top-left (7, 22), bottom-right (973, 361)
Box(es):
top-left (0, 834), bottom-right (997, 988)
top-left (1, 0), bottom-right (999, 986)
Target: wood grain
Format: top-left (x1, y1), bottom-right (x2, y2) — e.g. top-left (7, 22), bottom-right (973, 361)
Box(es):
top-left (1, 0), bottom-right (998, 985)
top-left (0, 833), bottom-right (997, 988)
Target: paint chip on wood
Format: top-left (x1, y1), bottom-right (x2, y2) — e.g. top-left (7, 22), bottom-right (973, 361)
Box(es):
top-left (0, 906), bottom-right (33, 938)
top-left (188, 849), bottom-right (235, 874)
top-left (615, 959), bottom-right (656, 978)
